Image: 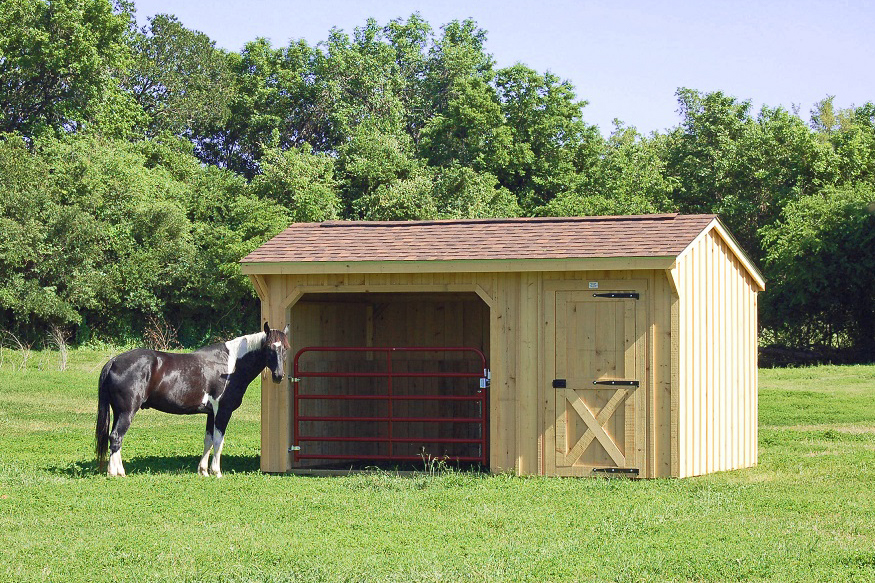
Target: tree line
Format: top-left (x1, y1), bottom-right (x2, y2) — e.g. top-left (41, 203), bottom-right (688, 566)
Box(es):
top-left (1, 0), bottom-right (873, 360)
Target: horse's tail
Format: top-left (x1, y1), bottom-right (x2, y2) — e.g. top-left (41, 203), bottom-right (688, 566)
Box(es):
top-left (95, 358), bottom-right (114, 473)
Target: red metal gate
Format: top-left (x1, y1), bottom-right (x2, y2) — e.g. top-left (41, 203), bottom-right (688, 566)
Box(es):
top-left (292, 347), bottom-right (489, 465)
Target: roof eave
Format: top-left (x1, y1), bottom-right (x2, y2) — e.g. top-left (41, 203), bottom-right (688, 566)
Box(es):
top-left (240, 256), bottom-right (678, 275)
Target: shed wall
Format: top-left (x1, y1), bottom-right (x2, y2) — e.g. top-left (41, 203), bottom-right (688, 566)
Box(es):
top-left (254, 269), bottom-right (679, 477)
top-left (675, 230), bottom-right (759, 478)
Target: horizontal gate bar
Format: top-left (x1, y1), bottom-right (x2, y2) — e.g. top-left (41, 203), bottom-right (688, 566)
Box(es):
top-left (296, 394), bottom-right (483, 401)
top-left (297, 416), bottom-right (484, 423)
top-left (296, 371), bottom-right (485, 378)
top-left (295, 454), bottom-right (486, 461)
top-left (297, 436), bottom-right (484, 444)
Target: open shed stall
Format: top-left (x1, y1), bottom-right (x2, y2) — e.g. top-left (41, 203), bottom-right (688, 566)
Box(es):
top-left (241, 214), bottom-right (764, 478)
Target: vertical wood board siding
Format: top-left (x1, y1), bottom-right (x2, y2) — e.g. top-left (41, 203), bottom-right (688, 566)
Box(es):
top-left (675, 230), bottom-right (759, 477)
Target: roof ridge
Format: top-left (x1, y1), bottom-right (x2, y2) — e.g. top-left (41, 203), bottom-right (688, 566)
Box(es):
top-left (319, 213), bottom-right (690, 228)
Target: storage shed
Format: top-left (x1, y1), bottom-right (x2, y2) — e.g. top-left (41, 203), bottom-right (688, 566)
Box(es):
top-left (241, 213), bottom-right (764, 478)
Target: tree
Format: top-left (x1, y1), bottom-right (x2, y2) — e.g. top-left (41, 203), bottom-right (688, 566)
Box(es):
top-left (384, 13), bottom-right (433, 142)
top-left (760, 184), bottom-right (875, 359)
top-left (123, 14), bottom-right (233, 137)
top-left (419, 76), bottom-right (511, 170)
top-left (810, 97), bottom-right (875, 187)
top-left (662, 88), bottom-right (835, 260)
top-left (0, 131), bottom-right (290, 343)
top-left (0, 0), bottom-right (132, 137)
top-left (336, 121), bottom-right (424, 216)
top-left (491, 64), bottom-right (602, 212)
top-left (193, 37), bottom-right (326, 177)
top-left (431, 164), bottom-right (520, 219)
top-left (0, 134), bottom-right (79, 328)
top-left (250, 146), bottom-right (340, 222)
top-left (543, 123), bottom-right (675, 217)
top-left (352, 171), bottom-right (437, 221)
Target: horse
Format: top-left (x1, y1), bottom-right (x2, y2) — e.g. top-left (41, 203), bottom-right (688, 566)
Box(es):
top-left (95, 322), bottom-right (289, 477)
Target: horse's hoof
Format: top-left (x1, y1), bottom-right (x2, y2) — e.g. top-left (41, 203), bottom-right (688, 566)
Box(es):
top-left (198, 467), bottom-right (209, 477)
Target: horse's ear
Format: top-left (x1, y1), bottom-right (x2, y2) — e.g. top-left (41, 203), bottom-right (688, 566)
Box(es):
top-left (263, 321), bottom-right (271, 335)
top-left (282, 325), bottom-right (289, 336)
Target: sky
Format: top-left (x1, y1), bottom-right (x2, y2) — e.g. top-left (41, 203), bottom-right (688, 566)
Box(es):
top-left (132, 0), bottom-right (875, 137)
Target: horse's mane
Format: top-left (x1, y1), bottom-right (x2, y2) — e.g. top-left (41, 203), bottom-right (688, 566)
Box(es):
top-left (224, 328), bottom-right (288, 375)
top-left (224, 332), bottom-right (266, 375)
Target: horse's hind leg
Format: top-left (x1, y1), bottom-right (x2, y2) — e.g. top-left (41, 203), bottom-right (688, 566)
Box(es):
top-left (197, 412), bottom-right (214, 476)
top-left (108, 408), bottom-right (136, 477)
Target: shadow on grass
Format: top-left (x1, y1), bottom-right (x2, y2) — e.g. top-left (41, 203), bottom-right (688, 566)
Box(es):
top-left (47, 454), bottom-right (261, 477)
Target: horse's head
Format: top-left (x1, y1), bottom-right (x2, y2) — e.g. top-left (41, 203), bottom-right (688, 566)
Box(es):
top-left (262, 322), bottom-right (290, 383)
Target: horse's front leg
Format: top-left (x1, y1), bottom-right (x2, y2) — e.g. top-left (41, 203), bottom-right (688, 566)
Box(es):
top-left (198, 411), bottom-right (214, 476)
top-left (210, 407), bottom-right (234, 478)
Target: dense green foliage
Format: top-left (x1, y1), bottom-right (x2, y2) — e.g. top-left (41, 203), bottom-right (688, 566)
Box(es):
top-left (2, 355), bottom-right (875, 581)
top-left (1, 0), bottom-right (874, 356)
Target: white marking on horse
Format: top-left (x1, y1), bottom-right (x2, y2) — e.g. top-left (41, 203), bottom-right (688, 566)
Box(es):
top-left (108, 450), bottom-right (125, 477)
top-left (223, 332), bottom-right (267, 376)
top-left (210, 429), bottom-right (225, 477)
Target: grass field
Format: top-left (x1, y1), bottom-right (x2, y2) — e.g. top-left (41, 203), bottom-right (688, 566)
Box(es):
top-left (1, 349), bottom-right (874, 582)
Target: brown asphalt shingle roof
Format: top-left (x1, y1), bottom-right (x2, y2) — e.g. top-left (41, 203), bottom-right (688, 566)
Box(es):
top-left (241, 214), bottom-right (717, 264)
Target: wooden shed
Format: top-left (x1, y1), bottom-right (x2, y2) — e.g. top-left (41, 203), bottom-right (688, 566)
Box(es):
top-left (241, 213), bottom-right (764, 478)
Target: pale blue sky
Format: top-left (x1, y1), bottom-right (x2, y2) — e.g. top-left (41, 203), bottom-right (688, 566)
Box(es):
top-left (132, 0), bottom-right (875, 137)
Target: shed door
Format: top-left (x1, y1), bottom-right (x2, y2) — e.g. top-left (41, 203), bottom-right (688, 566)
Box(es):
top-left (546, 287), bottom-right (646, 476)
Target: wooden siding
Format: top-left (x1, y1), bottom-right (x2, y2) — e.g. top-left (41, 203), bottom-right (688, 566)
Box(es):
top-left (674, 229), bottom-right (759, 478)
top-left (255, 268), bottom-right (681, 477)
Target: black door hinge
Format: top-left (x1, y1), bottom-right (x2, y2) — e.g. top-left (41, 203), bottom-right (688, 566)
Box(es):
top-left (593, 380), bottom-right (639, 387)
top-left (593, 467), bottom-right (639, 477)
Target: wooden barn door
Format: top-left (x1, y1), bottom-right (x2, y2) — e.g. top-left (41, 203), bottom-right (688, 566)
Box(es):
top-left (545, 283), bottom-right (647, 476)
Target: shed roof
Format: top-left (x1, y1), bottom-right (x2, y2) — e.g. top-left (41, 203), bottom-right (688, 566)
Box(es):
top-left (243, 214), bottom-right (713, 262)
top-left (240, 213), bottom-right (763, 286)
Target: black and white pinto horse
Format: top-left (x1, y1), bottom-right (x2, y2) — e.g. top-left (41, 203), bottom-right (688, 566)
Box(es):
top-left (96, 323), bottom-right (289, 477)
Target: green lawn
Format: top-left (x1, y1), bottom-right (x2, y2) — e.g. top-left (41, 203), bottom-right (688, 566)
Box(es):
top-left (1, 350), bottom-right (874, 582)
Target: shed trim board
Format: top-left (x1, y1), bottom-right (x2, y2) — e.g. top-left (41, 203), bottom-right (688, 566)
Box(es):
top-left (241, 256), bottom-right (677, 275)
top-left (244, 214), bottom-right (761, 478)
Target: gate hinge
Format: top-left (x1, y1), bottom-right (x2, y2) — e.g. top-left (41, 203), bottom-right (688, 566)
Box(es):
top-left (288, 446), bottom-right (301, 452)
top-left (592, 292), bottom-right (639, 299)
top-left (593, 380), bottom-right (639, 387)
top-left (288, 377), bottom-right (302, 383)
top-left (593, 467), bottom-right (639, 477)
